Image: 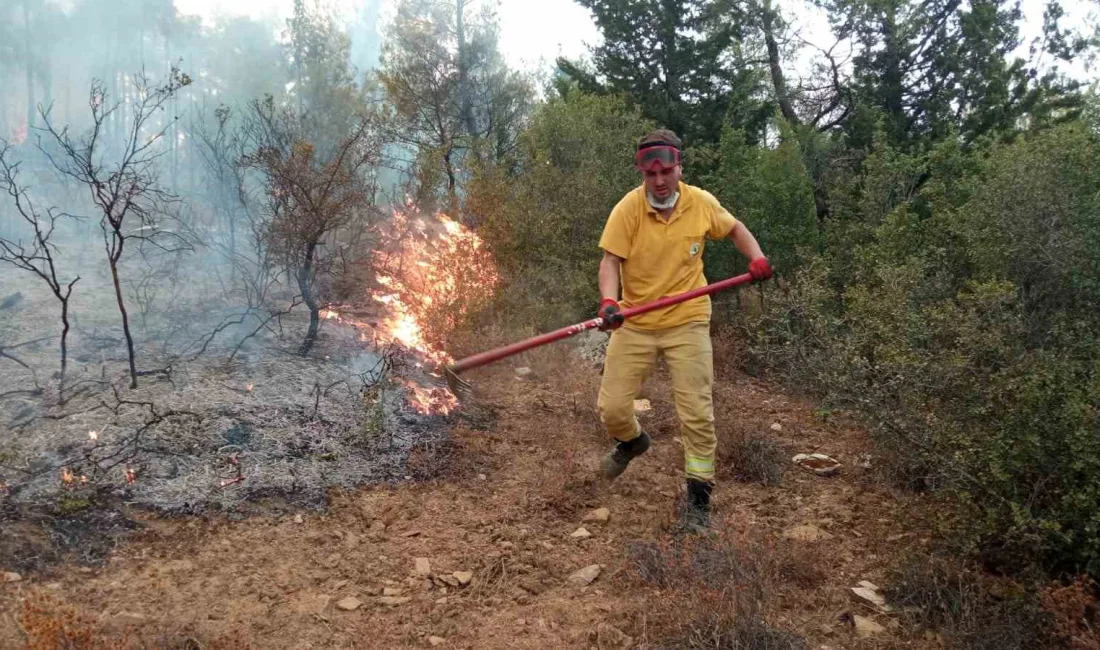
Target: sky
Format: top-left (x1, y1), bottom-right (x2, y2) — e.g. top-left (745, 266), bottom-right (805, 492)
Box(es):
top-left (172, 0), bottom-right (1096, 81)
top-left (172, 0), bottom-right (603, 72)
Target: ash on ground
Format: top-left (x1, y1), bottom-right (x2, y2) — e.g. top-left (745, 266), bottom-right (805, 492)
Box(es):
top-left (0, 271), bottom-right (455, 520)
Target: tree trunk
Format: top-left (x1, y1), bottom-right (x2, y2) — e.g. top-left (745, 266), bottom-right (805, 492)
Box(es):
top-left (108, 234), bottom-right (139, 388)
top-left (443, 145), bottom-right (459, 217)
top-left (297, 242), bottom-right (319, 355)
top-left (761, 0), bottom-right (798, 126)
top-left (456, 0), bottom-right (477, 138)
top-left (22, 0), bottom-right (35, 130)
top-left (59, 290), bottom-right (70, 401)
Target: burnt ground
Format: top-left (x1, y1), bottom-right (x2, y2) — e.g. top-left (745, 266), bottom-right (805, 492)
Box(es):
top-left (0, 260), bottom-right (455, 575)
top-left (0, 316), bottom-right (955, 649)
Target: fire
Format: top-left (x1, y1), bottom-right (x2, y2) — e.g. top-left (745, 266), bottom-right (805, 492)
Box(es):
top-left (321, 309), bottom-right (339, 321)
top-left (369, 206), bottom-right (499, 414)
top-left (88, 430), bottom-right (98, 441)
top-left (60, 468), bottom-right (74, 484)
top-left (401, 380), bottom-right (459, 416)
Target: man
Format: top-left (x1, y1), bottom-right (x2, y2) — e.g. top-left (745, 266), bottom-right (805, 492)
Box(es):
top-left (595, 128), bottom-right (772, 532)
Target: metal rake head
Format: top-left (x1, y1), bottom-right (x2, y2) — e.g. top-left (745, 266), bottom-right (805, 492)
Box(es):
top-left (443, 365), bottom-right (474, 403)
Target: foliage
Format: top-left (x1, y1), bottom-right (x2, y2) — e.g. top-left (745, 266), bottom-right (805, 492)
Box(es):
top-left (376, 0), bottom-right (534, 214)
top-left (469, 90), bottom-right (653, 328)
top-left (741, 123), bottom-right (1100, 576)
top-left (561, 0), bottom-right (770, 146)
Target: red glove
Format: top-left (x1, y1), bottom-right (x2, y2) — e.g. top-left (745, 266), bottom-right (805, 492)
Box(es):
top-left (598, 298), bottom-right (624, 331)
top-left (749, 257), bottom-right (773, 281)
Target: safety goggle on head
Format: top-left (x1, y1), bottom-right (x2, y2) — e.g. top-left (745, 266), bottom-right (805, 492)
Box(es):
top-left (635, 143), bottom-right (681, 171)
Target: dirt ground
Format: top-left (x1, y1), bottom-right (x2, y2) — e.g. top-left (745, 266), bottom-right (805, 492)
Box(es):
top-left (0, 337), bottom-right (939, 649)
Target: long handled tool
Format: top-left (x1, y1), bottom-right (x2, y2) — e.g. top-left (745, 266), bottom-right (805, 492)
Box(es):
top-left (443, 272), bottom-right (757, 399)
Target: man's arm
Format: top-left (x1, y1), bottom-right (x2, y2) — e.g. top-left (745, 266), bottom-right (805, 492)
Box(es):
top-left (727, 221), bottom-right (765, 261)
top-left (599, 251), bottom-right (623, 300)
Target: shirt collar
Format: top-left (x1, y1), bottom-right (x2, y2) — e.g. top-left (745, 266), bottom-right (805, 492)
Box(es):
top-left (643, 182), bottom-right (693, 221)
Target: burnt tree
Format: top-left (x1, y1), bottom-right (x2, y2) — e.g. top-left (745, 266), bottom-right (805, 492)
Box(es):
top-left (241, 99), bottom-right (378, 355)
top-left (0, 140), bottom-right (79, 399)
top-left (39, 68), bottom-right (192, 388)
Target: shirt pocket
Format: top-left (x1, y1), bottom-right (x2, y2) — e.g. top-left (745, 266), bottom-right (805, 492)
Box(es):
top-left (680, 233), bottom-right (706, 264)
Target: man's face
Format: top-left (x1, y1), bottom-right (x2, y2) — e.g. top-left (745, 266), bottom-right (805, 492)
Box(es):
top-left (642, 164), bottom-right (682, 201)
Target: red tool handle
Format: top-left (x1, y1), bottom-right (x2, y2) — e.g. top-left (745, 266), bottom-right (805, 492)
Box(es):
top-left (446, 272), bottom-right (755, 374)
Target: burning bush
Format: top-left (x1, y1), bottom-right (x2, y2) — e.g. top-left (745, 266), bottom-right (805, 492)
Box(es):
top-left (370, 205), bottom-right (500, 365)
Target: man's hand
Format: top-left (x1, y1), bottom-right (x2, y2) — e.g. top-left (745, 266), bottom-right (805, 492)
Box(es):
top-left (749, 257), bottom-right (773, 281)
top-left (598, 298), bottom-right (625, 331)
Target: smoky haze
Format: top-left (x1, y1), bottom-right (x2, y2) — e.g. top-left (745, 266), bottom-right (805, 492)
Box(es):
top-left (0, 0), bottom-right (521, 515)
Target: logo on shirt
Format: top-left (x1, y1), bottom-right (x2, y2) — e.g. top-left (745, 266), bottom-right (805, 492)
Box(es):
top-left (689, 242), bottom-right (700, 256)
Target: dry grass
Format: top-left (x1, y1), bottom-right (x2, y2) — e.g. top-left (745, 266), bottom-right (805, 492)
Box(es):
top-left (1040, 576), bottom-right (1100, 650)
top-left (18, 592), bottom-right (119, 650)
top-left (719, 433), bottom-right (786, 486)
top-left (627, 532), bottom-right (808, 650)
top-left (885, 555), bottom-right (1052, 649)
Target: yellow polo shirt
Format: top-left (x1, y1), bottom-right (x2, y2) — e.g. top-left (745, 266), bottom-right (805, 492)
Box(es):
top-left (598, 182), bottom-right (738, 331)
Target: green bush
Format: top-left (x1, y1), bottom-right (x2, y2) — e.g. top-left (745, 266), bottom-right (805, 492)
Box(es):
top-left (742, 123), bottom-right (1100, 576)
top-left (468, 89), bottom-right (654, 329)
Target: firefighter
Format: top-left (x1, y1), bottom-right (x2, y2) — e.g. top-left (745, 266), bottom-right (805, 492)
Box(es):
top-left (595, 128), bottom-right (772, 532)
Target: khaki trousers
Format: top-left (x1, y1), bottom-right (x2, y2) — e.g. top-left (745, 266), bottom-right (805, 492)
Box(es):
top-left (597, 321), bottom-right (716, 481)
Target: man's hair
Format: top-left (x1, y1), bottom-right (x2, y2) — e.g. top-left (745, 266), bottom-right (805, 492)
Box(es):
top-left (637, 128), bottom-right (682, 151)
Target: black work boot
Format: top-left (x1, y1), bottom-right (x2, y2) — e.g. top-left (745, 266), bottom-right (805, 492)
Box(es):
top-left (679, 478), bottom-right (714, 534)
top-left (599, 431), bottom-right (651, 480)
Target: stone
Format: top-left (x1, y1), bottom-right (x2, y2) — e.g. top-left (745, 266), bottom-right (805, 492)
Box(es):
top-left (852, 615), bottom-right (886, 637)
top-left (571, 527), bottom-right (592, 539)
top-left (344, 532), bottom-right (360, 549)
top-left (582, 507), bottom-right (611, 523)
top-left (568, 564), bottom-right (602, 586)
top-left (850, 584), bottom-right (890, 612)
top-left (293, 514), bottom-right (304, 524)
top-left (439, 575), bottom-right (460, 588)
top-left (515, 367), bottom-right (533, 379)
top-left (336, 597), bottom-right (362, 611)
top-left (3, 572), bottom-right (22, 583)
top-left (429, 637), bottom-right (446, 646)
top-left (857, 580), bottom-right (880, 591)
top-left (383, 587), bottom-right (404, 596)
top-left (415, 557), bottom-right (432, 576)
top-left (597, 623), bottom-right (633, 650)
top-left (332, 579), bottom-right (350, 590)
top-left (379, 596), bottom-right (412, 606)
top-left (633, 399), bottom-right (652, 413)
top-left (783, 524), bottom-right (834, 542)
top-left (770, 422), bottom-right (783, 431)
top-left (792, 453), bottom-right (842, 477)
top-left (499, 541), bottom-right (513, 549)
top-left (453, 571), bottom-right (473, 586)
top-left (402, 530), bottom-right (422, 538)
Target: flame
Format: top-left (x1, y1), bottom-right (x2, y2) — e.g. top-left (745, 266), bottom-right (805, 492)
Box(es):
top-left (88, 430), bottom-right (98, 441)
top-left (321, 309), bottom-right (339, 321)
top-left (371, 206), bottom-right (499, 353)
top-left (401, 380), bottom-right (458, 416)
top-left (61, 468), bottom-right (74, 484)
top-left (367, 206), bottom-right (499, 414)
